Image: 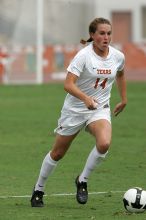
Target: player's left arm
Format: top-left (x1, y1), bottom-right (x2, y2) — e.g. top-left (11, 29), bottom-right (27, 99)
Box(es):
top-left (113, 69), bottom-right (127, 116)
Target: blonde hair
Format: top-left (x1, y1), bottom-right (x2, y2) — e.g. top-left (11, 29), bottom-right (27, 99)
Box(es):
top-left (80, 17), bottom-right (111, 45)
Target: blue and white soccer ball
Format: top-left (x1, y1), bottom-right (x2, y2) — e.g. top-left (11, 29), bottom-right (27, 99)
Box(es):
top-left (123, 187), bottom-right (146, 213)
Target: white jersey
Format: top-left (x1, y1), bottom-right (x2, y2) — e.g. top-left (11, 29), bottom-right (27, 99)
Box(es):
top-left (61, 42), bottom-right (125, 115)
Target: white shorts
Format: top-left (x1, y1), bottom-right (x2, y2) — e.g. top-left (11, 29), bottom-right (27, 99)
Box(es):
top-left (54, 108), bottom-right (111, 136)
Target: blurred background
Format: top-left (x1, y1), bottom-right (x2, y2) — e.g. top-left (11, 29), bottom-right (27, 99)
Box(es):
top-left (0, 0), bottom-right (146, 84)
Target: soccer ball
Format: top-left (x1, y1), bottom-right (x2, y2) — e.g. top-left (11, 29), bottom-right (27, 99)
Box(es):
top-left (123, 187), bottom-right (146, 213)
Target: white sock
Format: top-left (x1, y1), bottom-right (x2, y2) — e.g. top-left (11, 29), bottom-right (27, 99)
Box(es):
top-left (79, 146), bottom-right (108, 183)
top-left (35, 152), bottom-right (58, 192)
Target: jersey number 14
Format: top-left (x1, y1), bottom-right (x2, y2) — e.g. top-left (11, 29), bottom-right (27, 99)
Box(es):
top-left (94, 78), bottom-right (108, 89)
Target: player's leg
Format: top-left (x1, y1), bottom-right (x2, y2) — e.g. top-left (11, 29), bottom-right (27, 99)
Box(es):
top-left (31, 109), bottom-right (87, 207)
top-left (79, 119), bottom-right (111, 182)
top-left (75, 118), bottom-right (111, 204)
top-left (31, 132), bottom-right (78, 207)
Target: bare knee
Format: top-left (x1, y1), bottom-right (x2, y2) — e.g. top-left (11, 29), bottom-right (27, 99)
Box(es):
top-left (50, 149), bottom-right (65, 161)
top-left (50, 142), bottom-right (71, 161)
top-left (97, 141), bottom-right (110, 154)
top-left (50, 133), bottom-right (78, 161)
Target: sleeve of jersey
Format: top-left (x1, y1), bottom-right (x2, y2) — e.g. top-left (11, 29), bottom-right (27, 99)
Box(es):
top-left (67, 52), bottom-right (85, 77)
top-left (118, 53), bottom-right (125, 71)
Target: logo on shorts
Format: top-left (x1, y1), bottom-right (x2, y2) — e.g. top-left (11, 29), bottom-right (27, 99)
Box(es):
top-left (103, 104), bottom-right (109, 108)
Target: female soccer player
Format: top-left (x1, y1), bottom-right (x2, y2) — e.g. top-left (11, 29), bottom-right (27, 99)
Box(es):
top-left (31, 17), bottom-right (127, 207)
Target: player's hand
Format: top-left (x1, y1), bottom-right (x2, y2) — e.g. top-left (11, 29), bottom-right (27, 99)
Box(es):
top-left (85, 97), bottom-right (98, 110)
top-left (113, 102), bottom-right (127, 116)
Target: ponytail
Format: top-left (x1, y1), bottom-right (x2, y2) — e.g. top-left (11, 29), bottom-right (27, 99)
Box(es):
top-left (80, 37), bottom-right (93, 45)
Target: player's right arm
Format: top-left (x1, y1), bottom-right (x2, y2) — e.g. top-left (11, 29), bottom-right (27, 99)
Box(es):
top-left (64, 72), bottom-right (97, 110)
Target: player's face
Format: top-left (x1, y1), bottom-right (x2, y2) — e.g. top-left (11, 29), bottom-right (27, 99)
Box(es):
top-left (92, 23), bottom-right (112, 52)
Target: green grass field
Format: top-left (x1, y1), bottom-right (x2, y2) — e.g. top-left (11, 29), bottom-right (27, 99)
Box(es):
top-left (0, 82), bottom-right (146, 220)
